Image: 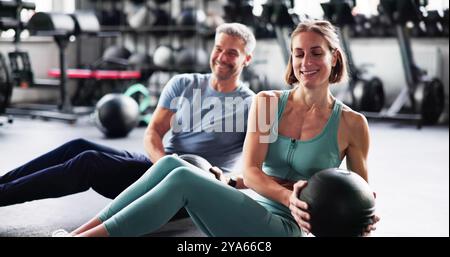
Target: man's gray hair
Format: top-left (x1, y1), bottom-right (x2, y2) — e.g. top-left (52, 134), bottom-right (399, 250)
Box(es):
top-left (215, 23), bottom-right (256, 55)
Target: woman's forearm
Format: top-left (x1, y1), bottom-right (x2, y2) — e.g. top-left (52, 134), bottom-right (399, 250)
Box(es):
top-left (243, 167), bottom-right (292, 207)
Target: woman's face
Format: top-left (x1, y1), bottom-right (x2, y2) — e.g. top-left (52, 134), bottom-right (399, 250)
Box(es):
top-left (291, 31), bottom-right (337, 89)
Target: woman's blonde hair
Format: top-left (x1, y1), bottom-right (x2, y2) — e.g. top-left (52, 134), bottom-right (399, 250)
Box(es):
top-left (284, 20), bottom-right (348, 85)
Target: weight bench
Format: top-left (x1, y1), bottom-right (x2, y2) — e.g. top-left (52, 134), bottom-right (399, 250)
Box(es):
top-left (48, 69), bottom-right (141, 106)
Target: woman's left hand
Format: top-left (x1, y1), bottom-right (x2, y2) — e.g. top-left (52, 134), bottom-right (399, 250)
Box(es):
top-left (362, 214), bottom-right (380, 236)
top-left (362, 192), bottom-right (380, 236)
top-left (289, 180), bottom-right (311, 234)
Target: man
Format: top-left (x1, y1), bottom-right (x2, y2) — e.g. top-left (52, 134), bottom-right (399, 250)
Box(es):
top-left (0, 23), bottom-right (256, 207)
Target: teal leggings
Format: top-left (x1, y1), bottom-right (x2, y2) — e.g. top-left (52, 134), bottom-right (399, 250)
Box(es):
top-left (97, 155), bottom-right (301, 237)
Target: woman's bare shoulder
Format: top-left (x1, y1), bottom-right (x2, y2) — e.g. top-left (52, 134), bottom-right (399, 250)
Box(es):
top-left (340, 103), bottom-right (369, 132)
top-left (255, 90), bottom-right (284, 99)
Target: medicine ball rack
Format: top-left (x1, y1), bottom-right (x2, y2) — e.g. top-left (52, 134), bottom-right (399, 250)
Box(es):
top-left (86, 0), bottom-right (218, 115)
top-left (95, 0), bottom-right (213, 74)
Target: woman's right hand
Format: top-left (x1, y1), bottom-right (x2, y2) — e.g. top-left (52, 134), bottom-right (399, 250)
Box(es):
top-left (289, 180), bottom-right (311, 234)
top-left (208, 166), bottom-right (229, 184)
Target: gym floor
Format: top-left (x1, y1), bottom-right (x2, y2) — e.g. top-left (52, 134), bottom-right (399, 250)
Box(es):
top-left (0, 116), bottom-right (448, 237)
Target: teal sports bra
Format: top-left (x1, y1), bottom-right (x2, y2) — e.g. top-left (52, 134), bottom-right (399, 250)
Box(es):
top-left (251, 90), bottom-right (344, 221)
top-left (262, 90), bottom-right (344, 181)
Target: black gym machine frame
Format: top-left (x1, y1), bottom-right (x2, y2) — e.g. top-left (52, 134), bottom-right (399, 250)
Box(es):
top-left (7, 12), bottom-right (77, 122)
top-left (0, 52), bottom-right (13, 126)
top-left (321, 1), bottom-right (385, 113)
top-left (360, 0), bottom-right (445, 127)
top-left (1, 1), bottom-right (101, 123)
top-left (272, 1), bottom-right (386, 115)
top-left (272, 0), bottom-right (444, 128)
top-left (0, 0), bottom-right (35, 125)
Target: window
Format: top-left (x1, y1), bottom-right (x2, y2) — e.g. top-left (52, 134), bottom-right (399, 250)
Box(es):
top-left (293, 0), bottom-right (329, 19)
top-left (426, 0), bottom-right (449, 12)
top-left (20, 0), bottom-right (75, 22)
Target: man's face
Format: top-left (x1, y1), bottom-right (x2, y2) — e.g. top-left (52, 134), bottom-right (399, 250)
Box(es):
top-left (210, 33), bottom-right (251, 81)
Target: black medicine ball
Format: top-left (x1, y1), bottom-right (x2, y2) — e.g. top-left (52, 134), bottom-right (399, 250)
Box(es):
top-left (175, 47), bottom-right (209, 71)
top-left (298, 168), bottom-right (376, 237)
top-left (128, 52), bottom-right (154, 80)
top-left (94, 94), bottom-right (140, 138)
top-left (179, 154), bottom-right (212, 171)
top-left (102, 45), bottom-right (132, 60)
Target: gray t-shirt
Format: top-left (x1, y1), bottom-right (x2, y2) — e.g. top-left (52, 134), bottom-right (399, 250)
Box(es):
top-left (158, 73), bottom-right (255, 170)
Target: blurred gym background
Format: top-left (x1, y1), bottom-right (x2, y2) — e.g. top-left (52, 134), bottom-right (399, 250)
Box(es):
top-left (0, 0), bottom-right (448, 237)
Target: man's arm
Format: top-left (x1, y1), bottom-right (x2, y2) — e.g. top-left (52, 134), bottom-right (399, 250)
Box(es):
top-left (209, 167), bottom-right (248, 189)
top-left (144, 106), bottom-right (175, 163)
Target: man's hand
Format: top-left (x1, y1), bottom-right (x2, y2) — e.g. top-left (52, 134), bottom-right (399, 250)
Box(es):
top-left (209, 166), bottom-right (230, 185)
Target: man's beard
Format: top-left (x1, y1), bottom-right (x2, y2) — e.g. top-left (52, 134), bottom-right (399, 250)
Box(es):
top-left (213, 61), bottom-right (235, 80)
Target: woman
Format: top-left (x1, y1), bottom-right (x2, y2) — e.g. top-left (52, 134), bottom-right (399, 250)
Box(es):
top-left (55, 20), bottom-right (379, 237)
top-left (243, 19), bottom-right (379, 235)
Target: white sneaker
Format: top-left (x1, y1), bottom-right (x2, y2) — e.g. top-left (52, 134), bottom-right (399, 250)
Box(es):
top-left (51, 229), bottom-right (71, 237)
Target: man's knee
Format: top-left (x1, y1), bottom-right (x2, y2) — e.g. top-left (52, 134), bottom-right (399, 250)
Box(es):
top-left (71, 151), bottom-right (117, 196)
top-left (66, 150), bottom-right (104, 174)
top-left (75, 150), bottom-right (102, 161)
top-left (66, 138), bottom-right (92, 148)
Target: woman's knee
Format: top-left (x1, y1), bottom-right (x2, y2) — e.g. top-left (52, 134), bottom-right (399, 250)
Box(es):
top-left (165, 167), bottom-right (205, 189)
top-left (154, 155), bottom-right (187, 170)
